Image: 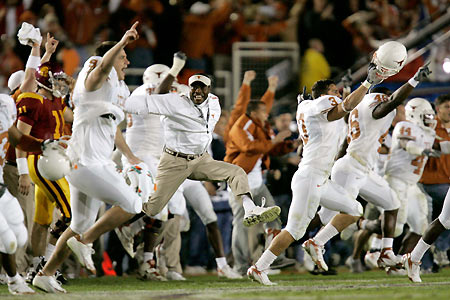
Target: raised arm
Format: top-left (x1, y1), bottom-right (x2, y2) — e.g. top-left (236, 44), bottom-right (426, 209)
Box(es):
top-left (155, 52), bottom-right (186, 94)
top-left (372, 63), bottom-right (431, 120)
top-left (85, 22), bottom-right (139, 91)
top-left (327, 63), bottom-right (382, 121)
top-left (261, 75), bottom-right (278, 113)
top-left (41, 33), bottom-right (59, 64)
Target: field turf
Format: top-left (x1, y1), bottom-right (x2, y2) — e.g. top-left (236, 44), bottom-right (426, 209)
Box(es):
top-left (2, 268), bottom-right (450, 299)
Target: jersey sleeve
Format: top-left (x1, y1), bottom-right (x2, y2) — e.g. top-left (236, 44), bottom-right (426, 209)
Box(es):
top-left (208, 94), bottom-right (221, 132)
top-left (16, 93), bottom-right (43, 127)
top-left (311, 95), bottom-right (342, 116)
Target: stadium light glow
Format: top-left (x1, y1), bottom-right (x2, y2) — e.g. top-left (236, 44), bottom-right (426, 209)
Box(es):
top-left (443, 58), bottom-right (450, 74)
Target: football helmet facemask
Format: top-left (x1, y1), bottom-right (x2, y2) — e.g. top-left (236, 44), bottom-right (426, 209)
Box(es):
top-left (36, 62), bottom-right (70, 98)
top-left (38, 138), bottom-right (72, 181)
top-left (405, 98), bottom-right (436, 129)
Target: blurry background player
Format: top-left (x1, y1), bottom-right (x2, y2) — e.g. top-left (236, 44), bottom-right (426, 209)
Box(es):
top-left (3, 28), bottom-right (60, 275)
top-left (0, 94), bottom-right (35, 295)
top-left (14, 61), bottom-right (73, 283)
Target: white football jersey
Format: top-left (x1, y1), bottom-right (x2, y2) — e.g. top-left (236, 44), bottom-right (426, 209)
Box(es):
top-left (385, 121), bottom-right (435, 184)
top-left (296, 95), bottom-right (347, 173)
top-left (346, 93), bottom-right (395, 170)
top-left (126, 83), bottom-right (165, 159)
top-left (70, 56), bottom-right (126, 165)
top-left (374, 133), bottom-right (392, 176)
top-left (0, 94), bottom-right (16, 184)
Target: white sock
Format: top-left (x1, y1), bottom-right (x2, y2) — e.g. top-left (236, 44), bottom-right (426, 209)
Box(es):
top-left (7, 273), bottom-right (20, 282)
top-left (215, 257), bottom-right (227, 269)
top-left (143, 251), bottom-right (154, 262)
top-left (314, 224), bottom-right (339, 246)
top-left (382, 238), bottom-right (394, 249)
top-left (242, 195), bottom-right (256, 212)
top-left (255, 249), bottom-right (277, 271)
top-left (370, 236), bottom-right (382, 250)
top-left (411, 238), bottom-right (431, 263)
top-left (32, 256), bottom-right (41, 268)
top-left (45, 243), bottom-right (55, 259)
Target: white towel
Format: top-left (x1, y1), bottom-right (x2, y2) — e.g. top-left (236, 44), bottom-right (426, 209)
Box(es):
top-left (17, 22), bottom-right (42, 46)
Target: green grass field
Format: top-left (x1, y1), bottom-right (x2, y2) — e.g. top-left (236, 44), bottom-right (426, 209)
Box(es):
top-left (2, 268), bottom-right (450, 299)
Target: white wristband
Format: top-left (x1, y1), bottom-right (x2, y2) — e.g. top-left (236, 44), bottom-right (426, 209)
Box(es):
top-left (408, 77), bottom-right (419, 88)
top-left (341, 101), bottom-right (351, 113)
top-left (168, 57), bottom-right (185, 77)
top-left (26, 55), bottom-right (41, 69)
top-left (361, 80), bottom-right (371, 89)
top-left (17, 158), bottom-right (29, 175)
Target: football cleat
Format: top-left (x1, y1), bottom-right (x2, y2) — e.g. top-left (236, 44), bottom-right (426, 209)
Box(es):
top-left (115, 225), bottom-right (137, 258)
top-left (67, 236), bottom-right (96, 274)
top-left (386, 266), bottom-right (407, 276)
top-left (32, 272), bottom-right (66, 293)
top-left (302, 239), bottom-right (328, 271)
top-left (247, 265), bottom-right (276, 286)
top-left (402, 253), bottom-right (422, 283)
top-left (377, 248), bottom-right (401, 268)
top-left (25, 256), bottom-right (45, 283)
top-left (345, 256), bottom-right (364, 273)
top-left (243, 198), bottom-right (280, 227)
top-left (8, 274), bottom-right (35, 295)
top-left (364, 251), bottom-right (380, 269)
top-left (166, 271), bottom-right (186, 281)
top-left (218, 265), bottom-right (243, 279)
top-left (138, 260), bottom-right (167, 281)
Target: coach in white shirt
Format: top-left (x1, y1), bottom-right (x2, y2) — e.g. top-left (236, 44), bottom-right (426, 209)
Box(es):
top-left (125, 54), bottom-right (280, 225)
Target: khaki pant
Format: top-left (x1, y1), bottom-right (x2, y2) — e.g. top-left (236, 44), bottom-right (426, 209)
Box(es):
top-left (155, 215), bottom-right (182, 274)
top-left (3, 163), bottom-right (35, 273)
top-left (145, 152), bottom-right (250, 216)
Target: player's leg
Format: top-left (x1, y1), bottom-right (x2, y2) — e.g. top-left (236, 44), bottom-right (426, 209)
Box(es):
top-left (403, 188), bottom-right (450, 282)
top-left (359, 171), bottom-right (400, 267)
top-left (248, 168), bottom-right (322, 285)
top-left (189, 153), bottom-right (279, 226)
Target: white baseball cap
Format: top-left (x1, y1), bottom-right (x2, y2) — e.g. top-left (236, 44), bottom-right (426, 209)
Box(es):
top-left (8, 70), bottom-right (25, 92)
top-left (188, 74), bottom-right (211, 87)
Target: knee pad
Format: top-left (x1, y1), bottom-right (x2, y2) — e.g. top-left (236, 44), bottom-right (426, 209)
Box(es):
top-left (0, 228), bottom-right (18, 254)
top-left (50, 217), bottom-right (71, 239)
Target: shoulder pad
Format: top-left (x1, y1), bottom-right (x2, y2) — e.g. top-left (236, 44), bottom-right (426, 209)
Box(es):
top-left (17, 92), bottom-right (44, 104)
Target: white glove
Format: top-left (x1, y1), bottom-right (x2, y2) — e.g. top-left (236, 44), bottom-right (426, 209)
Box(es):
top-left (17, 22), bottom-right (42, 46)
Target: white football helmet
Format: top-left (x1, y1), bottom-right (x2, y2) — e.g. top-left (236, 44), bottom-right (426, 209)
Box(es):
top-left (372, 41), bottom-right (407, 79)
top-left (38, 139), bottom-right (72, 181)
top-left (405, 98), bottom-right (436, 129)
top-left (143, 64), bottom-right (170, 85)
top-left (171, 82), bottom-right (190, 96)
top-left (125, 162), bottom-right (156, 203)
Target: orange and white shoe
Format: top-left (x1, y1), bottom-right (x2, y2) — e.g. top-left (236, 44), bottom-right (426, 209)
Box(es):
top-left (402, 253), bottom-right (422, 283)
top-left (302, 239), bottom-right (328, 271)
top-left (247, 265), bottom-right (276, 286)
top-left (377, 248), bottom-right (401, 268)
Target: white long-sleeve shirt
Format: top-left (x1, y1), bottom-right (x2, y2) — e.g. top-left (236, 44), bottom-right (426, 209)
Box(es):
top-left (125, 85), bottom-right (221, 155)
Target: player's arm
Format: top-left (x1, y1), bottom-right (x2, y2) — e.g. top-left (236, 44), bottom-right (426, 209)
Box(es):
top-left (327, 63), bottom-right (381, 121)
top-left (63, 107), bottom-right (74, 123)
top-left (154, 52), bottom-right (186, 94)
top-left (41, 33), bottom-right (59, 64)
top-left (114, 126), bottom-right (141, 165)
top-left (15, 120), bottom-right (33, 196)
top-left (8, 126), bottom-right (43, 153)
top-left (86, 22), bottom-right (139, 92)
top-left (373, 63), bottom-right (431, 120)
top-left (20, 42), bottom-right (40, 93)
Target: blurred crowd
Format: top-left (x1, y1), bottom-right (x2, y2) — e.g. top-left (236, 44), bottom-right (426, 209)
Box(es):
top-left (1, 0), bottom-right (448, 94)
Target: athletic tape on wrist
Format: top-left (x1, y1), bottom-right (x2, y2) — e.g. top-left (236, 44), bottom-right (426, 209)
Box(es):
top-left (361, 80), bottom-right (371, 89)
top-left (17, 158), bottom-right (29, 175)
top-left (408, 77), bottom-right (419, 88)
top-left (26, 56), bottom-right (40, 70)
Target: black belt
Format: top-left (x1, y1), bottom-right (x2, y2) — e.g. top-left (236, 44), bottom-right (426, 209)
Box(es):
top-left (163, 147), bottom-right (202, 161)
top-left (5, 160), bottom-right (17, 167)
top-left (100, 113), bottom-right (116, 120)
